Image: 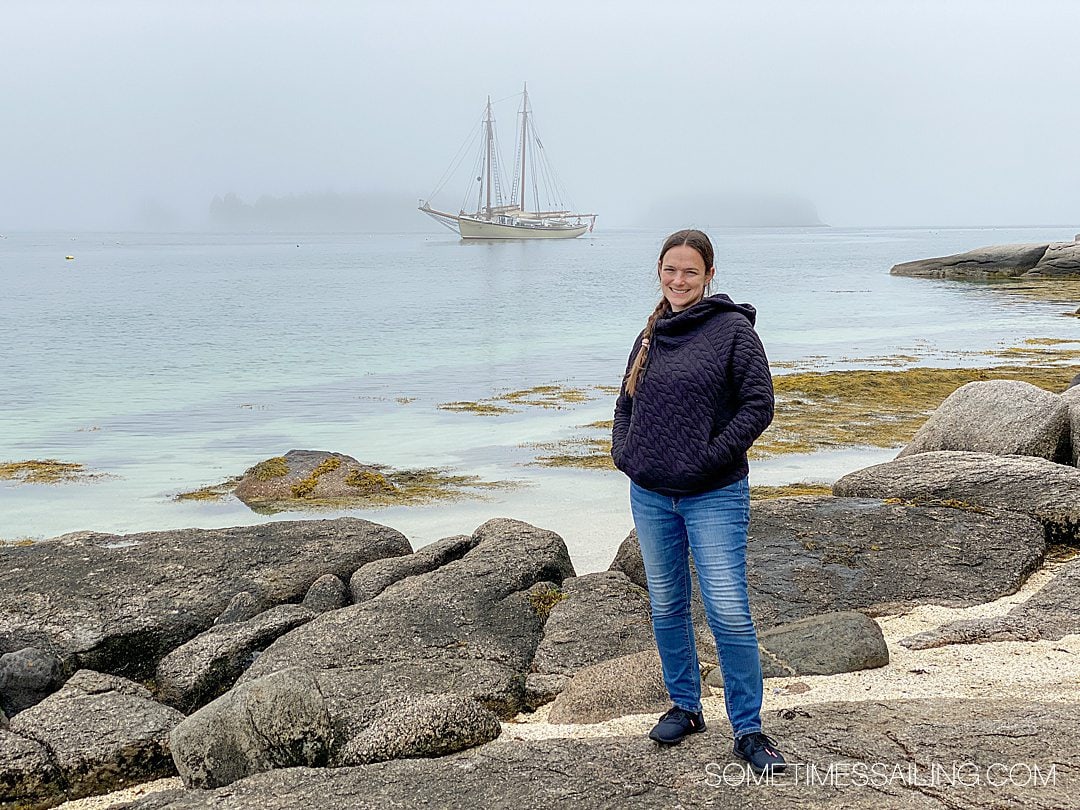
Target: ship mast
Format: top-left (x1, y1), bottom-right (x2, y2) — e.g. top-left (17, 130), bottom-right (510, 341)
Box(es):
top-left (481, 96), bottom-right (494, 217)
top-left (519, 84), bottom-right (528, 214)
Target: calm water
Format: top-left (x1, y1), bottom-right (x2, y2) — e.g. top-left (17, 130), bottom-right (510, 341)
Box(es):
top-left (1, 226), bottom-right (1075, 571)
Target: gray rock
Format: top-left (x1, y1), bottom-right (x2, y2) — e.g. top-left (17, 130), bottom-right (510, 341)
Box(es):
top-left (0, 518), bottom-right (410, 679)
top-left (710, 611), bottom-right (887, 683)
top-left (1063, 385), bottom-right (1080, 466)
top-left (0, 708), bottom-right (6, 729)
top-left (547, 648), bottom-right (685, 725)
top-left (241, 519), bottom-right (575, 719)
top-left (1067, 373), bottom-right (1080, 391)
top-left (900, 616), bottom-right (1042, 650)
top-left (170, 668), bottom-right (330, 790)
top-left (890, 242), bottom-right (1052, 279)
top-left (9, 669), bottom-right (183, 804)
top-left (529, 571), bottom-right (654, 680)
top-left (214, 592), bottom-right (266, 625)
top-left (156, 604), bottom-right (317, 712)
top-left (331, 694), bottom-right (501, 766)
top-left (170, 669), bottom-right (502, 790)
top-left (833, 450), bottom-right (1080, 544)
top-left (349, 534), bottom-right (477, 603)
top-left (1032, 240), bottom-right (1080, 275)
top-left (523, 673), bottom-right (570, 708)
top-left (607, 535), bottom-right (645, 587)
top-left (615, 495), bottom-right (1044, 632)
top-left (748, 497), bottom-right (1045, 625)
top-left (121, 698), bottom-right (1080, 810)
top-left (233, 450), bottom-right (396, 509)
top-left (0, 647), bottom-right (64, 716)
top-left (0, 729), bottom-right (62, 808)
top-left (301, 575), bottom-right (349, 613)
top-left (897, 380), bottom-right (1070, 462)
top-left (901, 556), bottom-right (1080, 649)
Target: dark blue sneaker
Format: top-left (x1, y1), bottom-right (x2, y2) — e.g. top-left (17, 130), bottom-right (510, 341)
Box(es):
top-left (648, 706), bottom-right (706, 745)
top-left (734, 731), bottom-right (786, 774)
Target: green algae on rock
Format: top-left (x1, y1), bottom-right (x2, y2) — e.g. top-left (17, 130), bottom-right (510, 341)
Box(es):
top-left (174, 477), bottom-right (242, 503)
top-left (190, 450), bottom-right (518, 514)
top-left (437, 401), bottom-right (514, 416)
top-left (750, 484), bottom-right (834, 500)
top-left (528, 586), bottom-right (567, 621)
top-left (250, 457), bottom-right (288, 481)
top-left (438, 383), bottom-right (614, 417)
top-left (756, 362), bottom-right (1076, 458)
top-left (0, 538), bottom-right (37, 547)
top-left (291, 456), bottom-right (342, 499)
top-left (0, 459), bottom-right (96, 484)
top-left (528, 349), bottom-right (1078, 469)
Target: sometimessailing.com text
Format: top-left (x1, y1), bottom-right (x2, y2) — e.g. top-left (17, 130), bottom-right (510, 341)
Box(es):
top-left (704, 761), bottom-right (1058, 789)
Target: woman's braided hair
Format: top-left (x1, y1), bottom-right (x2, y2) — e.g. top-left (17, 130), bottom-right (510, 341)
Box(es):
top-left (624, 229), bottom-right (715, 397)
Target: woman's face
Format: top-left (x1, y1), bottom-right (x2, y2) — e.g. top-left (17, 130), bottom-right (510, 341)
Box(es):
top-left (658, 245), bottom-right (715, 312)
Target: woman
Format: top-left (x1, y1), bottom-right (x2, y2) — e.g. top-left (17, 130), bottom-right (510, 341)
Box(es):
top-left (611, 229), bottom-right (785, 775)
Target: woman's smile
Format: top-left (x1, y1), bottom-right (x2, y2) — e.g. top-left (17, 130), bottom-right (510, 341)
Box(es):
top-left (659, 244), bottom-right (715, 312)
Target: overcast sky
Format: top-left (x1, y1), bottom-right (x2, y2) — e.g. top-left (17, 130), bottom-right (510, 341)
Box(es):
top-left (2, 0), bottom-right (1079, 229)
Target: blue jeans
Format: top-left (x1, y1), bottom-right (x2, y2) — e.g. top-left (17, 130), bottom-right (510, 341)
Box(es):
top-left (629, 476), bottom-right (763, 738)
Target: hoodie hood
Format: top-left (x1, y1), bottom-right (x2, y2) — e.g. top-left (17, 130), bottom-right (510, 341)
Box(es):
top-left (656, 293), bottom-right (757, 334)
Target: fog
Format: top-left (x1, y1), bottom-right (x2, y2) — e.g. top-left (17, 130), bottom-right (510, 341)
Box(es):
top-left (2, 0), bottom-right (1078, 230)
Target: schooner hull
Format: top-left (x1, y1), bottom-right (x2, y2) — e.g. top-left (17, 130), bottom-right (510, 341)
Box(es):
top-left (458, 217), bottom-right (589, 240)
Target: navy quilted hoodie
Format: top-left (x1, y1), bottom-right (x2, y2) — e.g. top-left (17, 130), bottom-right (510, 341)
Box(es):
top-left (611, 294), bottom-right (774, 496)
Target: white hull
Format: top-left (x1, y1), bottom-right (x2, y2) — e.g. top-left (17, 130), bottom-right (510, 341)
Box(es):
top-left (458, 217), bottom-right (589, 240)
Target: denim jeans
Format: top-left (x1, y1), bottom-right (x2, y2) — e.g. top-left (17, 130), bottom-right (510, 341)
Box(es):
top-left (629, 476), bottom-right (763, 738)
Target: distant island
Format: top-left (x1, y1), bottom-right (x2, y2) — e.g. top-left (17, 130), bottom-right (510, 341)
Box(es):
top-left (637, 192), bottom-right (824, 229)
top-left (207, 192), bottom-right (436, 233)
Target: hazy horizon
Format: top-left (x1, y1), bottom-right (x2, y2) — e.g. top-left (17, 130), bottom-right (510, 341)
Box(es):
top-left (3, 1), bottom-right (1079, 231)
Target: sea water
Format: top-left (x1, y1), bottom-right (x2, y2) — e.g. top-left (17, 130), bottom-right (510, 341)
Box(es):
top-left (1, 226), bottom-right (1075, 571)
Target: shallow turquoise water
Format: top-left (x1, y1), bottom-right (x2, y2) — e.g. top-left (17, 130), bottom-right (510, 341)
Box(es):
top-left (1, 226), bottom-right (1075, 571)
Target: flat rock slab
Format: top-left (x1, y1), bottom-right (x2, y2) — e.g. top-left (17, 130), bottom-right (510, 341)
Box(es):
top-left (156, 604), bottom-right (317, 712)
top-left (745, 497), bottom-right (1046, 627)
top-left (902, 557), bottom-right (1080, 649)
top-left (239, 519), bottom-right (575, 719)
top-left (0, 518), bottom-right (411, 679)
top-left (898, 380), bottom-right (1070, 461)
top-left (1032, 240), bottom-right (1080, 276)
top-left (833, 450), bottom-right (1080, 544)
top-left (889, 242), bottom-right (1053, 279)
top-left (126, 698), bottom-right (1080, 809)
top-left (8, 670), bottom-right (183, 806)
top-left (754, 611), bottom-right (888, 678)
top-left (613, 497), bottom-right (1044, 631)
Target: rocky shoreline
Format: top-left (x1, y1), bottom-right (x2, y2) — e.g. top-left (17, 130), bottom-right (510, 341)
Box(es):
top-left (890, 237), bottom-right (1080, 280)
top-left (1, 377), bottom-right (1078, 809)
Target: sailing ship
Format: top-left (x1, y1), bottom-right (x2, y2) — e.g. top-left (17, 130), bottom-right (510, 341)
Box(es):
top-left (419, 85), bottom-right (597, 239)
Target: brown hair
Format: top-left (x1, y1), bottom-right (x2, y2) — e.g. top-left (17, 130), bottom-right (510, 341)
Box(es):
top-left (624, 229), bottom-right (715, 397)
